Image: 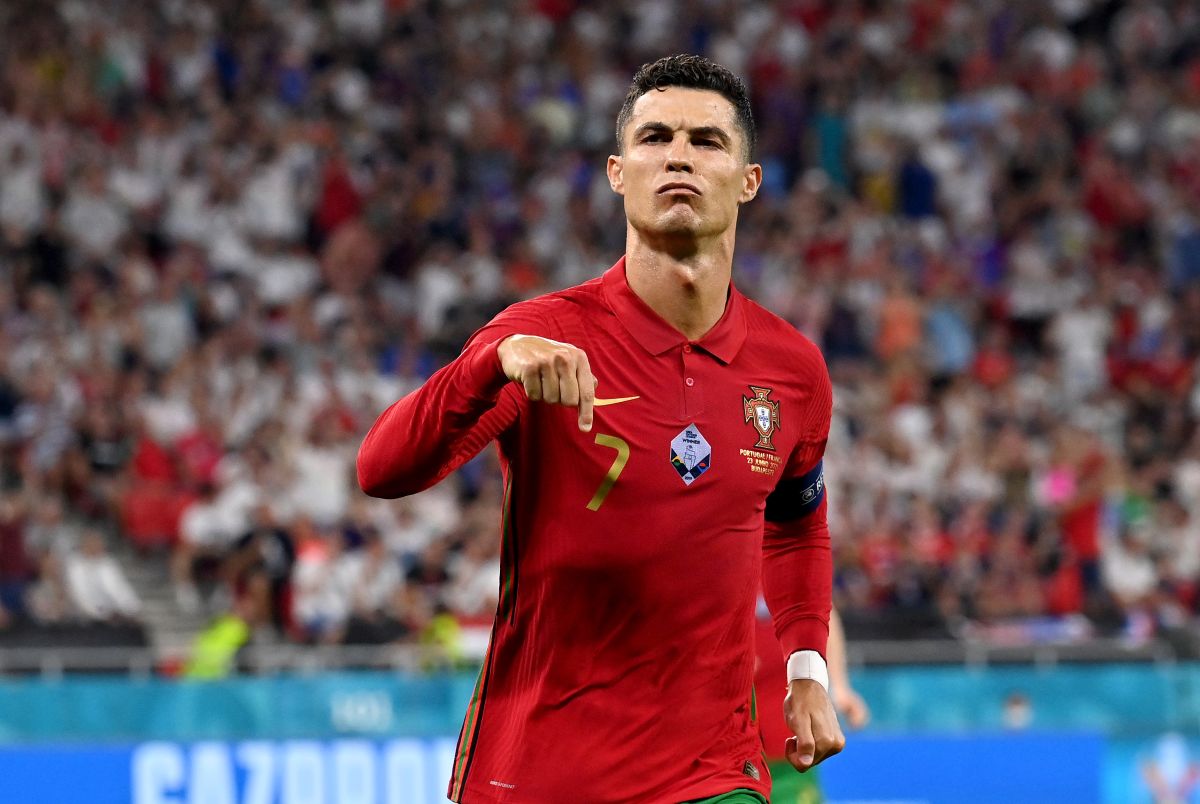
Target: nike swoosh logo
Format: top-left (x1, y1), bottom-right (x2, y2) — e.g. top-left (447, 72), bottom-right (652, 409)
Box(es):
top-left (594, 396), bottom-right (641, 407)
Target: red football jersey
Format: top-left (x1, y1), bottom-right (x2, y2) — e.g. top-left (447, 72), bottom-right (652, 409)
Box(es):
top-left (359, 258), bottom-right (833, 803)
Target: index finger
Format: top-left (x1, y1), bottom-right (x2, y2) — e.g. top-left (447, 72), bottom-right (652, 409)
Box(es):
top-left (576, 353), bottom-right (595, 432)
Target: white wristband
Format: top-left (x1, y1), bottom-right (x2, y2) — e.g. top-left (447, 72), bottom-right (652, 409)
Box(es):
top-left (786, 650), bottom-right (829, 693)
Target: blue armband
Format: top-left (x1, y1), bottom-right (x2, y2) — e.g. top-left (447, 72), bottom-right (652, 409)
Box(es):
top-left (764, 460), bottom-right (825, 522)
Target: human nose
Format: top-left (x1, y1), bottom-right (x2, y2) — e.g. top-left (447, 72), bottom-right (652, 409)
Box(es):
top-left (665, 135), bottom-right (694, 173)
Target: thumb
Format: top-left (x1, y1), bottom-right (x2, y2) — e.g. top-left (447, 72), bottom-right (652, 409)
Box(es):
top-left (788, 726), bottom-right (816, 769)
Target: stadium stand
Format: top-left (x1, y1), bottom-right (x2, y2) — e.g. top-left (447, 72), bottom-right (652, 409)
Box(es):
top-left (0, 0), bottom-right (1198, 670)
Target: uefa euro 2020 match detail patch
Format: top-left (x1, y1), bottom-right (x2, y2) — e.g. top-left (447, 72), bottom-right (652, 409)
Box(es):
top-left (670, 424), bottom-right (711, 486)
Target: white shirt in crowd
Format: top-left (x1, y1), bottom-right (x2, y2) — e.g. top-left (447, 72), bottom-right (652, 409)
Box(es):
top-left (1101, 535), bottom-right (1158, 605)
top-left (180, 482), bottom-right (259, 551)
top-left (61, 186), bottom-right (127, 259)
top-left (444, 552), bottom-right (500, 618)
top-left (1050, 303), bottom-right (1112, 402)
top-left (292, 545), bottom-right (350, 632)
top-left (0, 156), bottom-right (45, 234)
top-left (289, 443), bottom-right (352, 527)
top-left (64, 552), bottom-right (142, 620)
top-left (337, 548), bottom-right (403, 615)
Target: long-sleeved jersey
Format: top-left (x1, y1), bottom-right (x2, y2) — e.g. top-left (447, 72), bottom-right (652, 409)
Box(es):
top-left (358, 258), bottom-right (833, 804)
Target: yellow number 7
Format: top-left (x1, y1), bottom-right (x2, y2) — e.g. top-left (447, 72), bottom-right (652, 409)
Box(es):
top-left (586, 434), bottom-right (630, 511)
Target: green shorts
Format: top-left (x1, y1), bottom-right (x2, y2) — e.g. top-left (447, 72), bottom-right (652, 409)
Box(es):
top-left (682, 789), bottom-right (768, 804)
top-left (766, 760), bottom-right (822, 804)
top-left (680, 761), bottom-right (822, 804)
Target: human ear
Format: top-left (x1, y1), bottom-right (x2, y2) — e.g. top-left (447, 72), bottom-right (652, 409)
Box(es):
top-left (739, 162), bottom-right (762, 204)
top-left (607, 155), bottom-right (624, 195)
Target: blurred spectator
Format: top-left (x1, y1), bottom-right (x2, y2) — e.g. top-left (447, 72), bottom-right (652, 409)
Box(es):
top-left (183, 591), bottom-right (261, 680)
top-left (896, 143), bottom-right (939, 219)
top-left (0, 143), bottom-right (45, 240)
top-left (26, 552), bottom-right (72, 625)
top-left (24, 496), bottom-right (79, 562)
top-left (172, 482), bottom-right (241, 613)
top-left (443, 530), bottom-right (501, 621)
top-left (0, 494), bottom-right (30, 624)
top-left (61, 165), bottom-right (127, 261)
top-left (1002, 691), bottom-right (1034, 731)
top-left (291, 523), bottom-right (351, 643)
top-left (340, 529), bottom-right (408, 644)
top-left (223, 503), bottom-right (296, 634)
top-left (1103, 529), bottom-right (1159, 612)
top-left (63, 529), bottom-right (141, 623)
top-left (288, 412), bottom-right (354, 528)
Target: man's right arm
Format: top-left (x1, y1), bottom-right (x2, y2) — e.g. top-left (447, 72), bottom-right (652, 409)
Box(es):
top-left (357, 303), bottom-right (595, 499)
top-left (357, 332), bottom-right (512, 499)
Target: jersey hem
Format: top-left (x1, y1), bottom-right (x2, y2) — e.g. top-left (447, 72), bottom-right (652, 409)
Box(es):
top-left (458, 775), bottom-right (772, 804)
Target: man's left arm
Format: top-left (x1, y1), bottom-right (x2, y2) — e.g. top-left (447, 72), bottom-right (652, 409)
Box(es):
top-left (761, 364), bottom-right (844, 773)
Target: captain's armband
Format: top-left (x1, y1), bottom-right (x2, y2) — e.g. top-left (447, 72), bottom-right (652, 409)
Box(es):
top-left (764, 460), bottom-right (825, 522)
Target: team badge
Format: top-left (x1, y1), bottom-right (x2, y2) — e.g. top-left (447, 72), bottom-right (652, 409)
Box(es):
top-left (742, 386), bottom-right (780, 451)
top-left (670, 424), bottom-right (711, 486)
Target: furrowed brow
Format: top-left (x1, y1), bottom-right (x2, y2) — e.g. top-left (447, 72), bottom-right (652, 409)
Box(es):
top-left (632, 122), bottom-right (672, 139)
top-left (689, 126), bottom-right (732, 147)
top-left (632, 122), bottom-right (734, 147)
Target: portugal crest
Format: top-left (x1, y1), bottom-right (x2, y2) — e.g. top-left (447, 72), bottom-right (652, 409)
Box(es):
top-left (743, 386), bottom-right (780, 451)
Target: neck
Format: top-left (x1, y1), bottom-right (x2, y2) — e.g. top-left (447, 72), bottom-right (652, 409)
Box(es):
top-left (623, 226), bottom-right (735, 341)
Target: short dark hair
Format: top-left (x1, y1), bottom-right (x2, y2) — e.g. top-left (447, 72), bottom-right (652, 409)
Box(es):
top-left (616, 54), bottom-right (756, 160)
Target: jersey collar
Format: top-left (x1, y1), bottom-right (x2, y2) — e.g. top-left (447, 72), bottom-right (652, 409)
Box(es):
top-left (601, 256), bottom-right (747, 364)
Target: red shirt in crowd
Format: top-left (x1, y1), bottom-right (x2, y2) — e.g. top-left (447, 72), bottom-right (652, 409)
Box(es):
top-left (1061, 451), bottom-right (1107, 563)
top-left (358, 259), bottom-right (834, 804)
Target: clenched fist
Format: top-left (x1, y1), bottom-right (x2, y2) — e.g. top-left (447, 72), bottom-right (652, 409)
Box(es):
top-left (783, 679), bottom-right (846, 773)
top-left (498, 335), bottom-right (597, 432)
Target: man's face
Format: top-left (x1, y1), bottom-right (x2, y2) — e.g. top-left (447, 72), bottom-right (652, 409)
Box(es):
top-left (608, 87), bottom-right (761, 242)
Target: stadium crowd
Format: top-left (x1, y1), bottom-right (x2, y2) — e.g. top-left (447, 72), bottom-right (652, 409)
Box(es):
top-left (0, 0), bottom-right (1198, 659)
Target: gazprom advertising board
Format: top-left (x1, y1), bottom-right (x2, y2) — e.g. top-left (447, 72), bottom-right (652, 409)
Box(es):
top-left (0, 738), bottom-right (455, 804)
top-left (0, 667), bottom-right (1195, 802)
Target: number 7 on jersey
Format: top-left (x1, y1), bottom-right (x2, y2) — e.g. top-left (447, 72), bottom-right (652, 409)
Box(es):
top-left (586, 434), bottom-right (629, 511)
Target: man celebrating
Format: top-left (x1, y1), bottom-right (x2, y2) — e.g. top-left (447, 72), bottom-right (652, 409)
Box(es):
top-left (359, 54), bottom-right (843, 803)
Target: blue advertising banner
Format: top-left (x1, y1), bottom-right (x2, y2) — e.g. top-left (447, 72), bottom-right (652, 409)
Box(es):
top-left (0, 738), bottom-right (456, 804)
top-left (0, 666), bottom-right (1195, 802)
top-left (0, 732), bottom-right (1193, 803)
top-left (818, 732), bottom-right (1105, 804)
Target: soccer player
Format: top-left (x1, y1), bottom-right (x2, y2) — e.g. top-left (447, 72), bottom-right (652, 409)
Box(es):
top-left (358, 54), bottom-right (844, 803)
